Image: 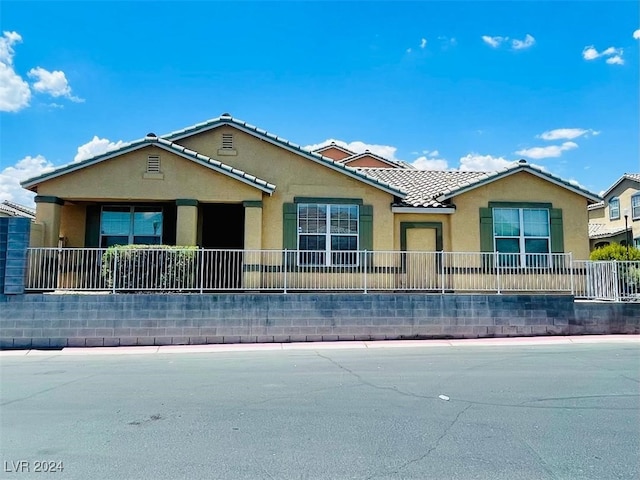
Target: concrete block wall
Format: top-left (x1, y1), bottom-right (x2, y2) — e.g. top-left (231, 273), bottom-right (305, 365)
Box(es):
top-left (0, 293), bottom-right (638, 349)
top-left (0, 217), bottom-right (30, 295)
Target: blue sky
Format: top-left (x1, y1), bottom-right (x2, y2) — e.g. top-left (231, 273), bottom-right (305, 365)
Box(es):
top-left (1, 1), bottom-right (639, 206)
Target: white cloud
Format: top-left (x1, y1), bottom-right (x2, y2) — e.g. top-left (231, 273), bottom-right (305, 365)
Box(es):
top-left (515, 141), bottom-right (578, 159)
top-left (406, 48), bottom-right (412, 53)
top-left (74, 136), bottom-right (127, 163)
top-left (420, 38), bottom-right (427, 49)
top-left (582, 46), bottom-right (599, 60)
top-left (0, 31), bottom-right (31, 112)
top-left (412, 156), bottom-right (448, 170)
top-left (0, 155), bottom-right (55, 206)
top-left (538, 128), bottom-right (598, 141)
top-left (428, 150), bottom-right (439, 157)
top-left (634, 29), bottom-right (640, 40)
top-left (605, 55), bottom-right (624, 65)
top-left (582, 45), bottom-right (624, 65)
top-left (482, 35), bottom-right (506, 48)
top-left (512, 34), bottom-right (535, 50)
top-left (28, 67), bottom-right (84, 102)
top-left (458, 153), bottom-right (512, 171)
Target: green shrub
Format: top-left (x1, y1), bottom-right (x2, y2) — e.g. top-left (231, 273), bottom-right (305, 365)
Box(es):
top-left (102, 245), bottom-right (198, 291)
top-left (589, 243), bottom-right (640, 261)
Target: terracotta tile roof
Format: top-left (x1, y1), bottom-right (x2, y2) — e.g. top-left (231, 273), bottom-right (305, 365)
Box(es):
top-left (589, 223), bottom-right (629, 239)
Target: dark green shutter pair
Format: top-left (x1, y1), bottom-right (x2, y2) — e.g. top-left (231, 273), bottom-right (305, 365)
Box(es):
top-left (282, 203), bottom-right (373, 250)
top-left (479, 207), bottom-right (564, 253)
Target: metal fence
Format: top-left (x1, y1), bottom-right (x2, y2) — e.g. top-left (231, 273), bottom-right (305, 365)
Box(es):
top-left (24, 247), bottom-right (589, 295)
top-left (573, 260), bottom-right (640, 302)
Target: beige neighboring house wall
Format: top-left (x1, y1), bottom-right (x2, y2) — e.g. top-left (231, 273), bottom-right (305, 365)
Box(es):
top-left (588, 174), bottom-right (639, 250)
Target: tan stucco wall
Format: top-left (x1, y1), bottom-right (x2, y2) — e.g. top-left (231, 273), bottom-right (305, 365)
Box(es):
top-left (393, 214), bottom-right (451, 251)
top-left (37, 147), bottom-right (262, 203)
top-left (60, 205), bottom-right (86, 247)
top-left (32, 128), bottom-right (396, 249)
top-left (449, 171), bottom-right (592, 260)
top-left (178, 127), bottom-right (396, 250)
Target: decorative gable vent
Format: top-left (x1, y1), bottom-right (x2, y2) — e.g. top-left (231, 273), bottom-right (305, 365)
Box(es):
top-left (222, 133), bottom-right (234, 150)
top-left (147, 155), bottom-right (161, 173)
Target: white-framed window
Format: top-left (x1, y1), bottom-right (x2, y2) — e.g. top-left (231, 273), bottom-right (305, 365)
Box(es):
top-left (635, 237), bottom-right (640, 248)
top-left (493, 208), bottom-right (550, 267)
top-left (100, 206), bottom-right (163, 247)
top-left (609, 197), bottom-right (620, 220)
top-left (632, 194), bottom-right (640, 220)
top-left (297, 204), bottom-right (359, 266)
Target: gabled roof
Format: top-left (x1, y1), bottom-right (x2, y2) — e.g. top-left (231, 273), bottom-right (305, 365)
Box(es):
top-left (312, 142), bottom-right (356, 157)
top-left (601, 173), bottom-right (640, 199)
top-left (341, 151), bottom-right (416, 169)
top-left (357, 168), bottom-right (486, 207)
top-left (360, 160), bottom-right (602, 208)
top-left (21, 135), bottom-right (277, 195)
top-left (162, 114), bottom-right (406, 198)
top-left (589, 223), bottom-right (629, 239)
top-left (435, 160), bottom-right (602, 203)
top-left (0, 200), bottom-right (36, 219)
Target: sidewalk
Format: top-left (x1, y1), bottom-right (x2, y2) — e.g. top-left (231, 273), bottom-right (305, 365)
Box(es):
top-left (1, 334), bottom-right (638, 357)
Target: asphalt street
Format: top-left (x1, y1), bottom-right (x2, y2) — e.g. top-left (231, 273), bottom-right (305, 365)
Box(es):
top-left (1, 339), bottom-right (639, 480)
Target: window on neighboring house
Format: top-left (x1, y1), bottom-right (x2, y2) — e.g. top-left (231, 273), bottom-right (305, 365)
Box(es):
top-left (100, 206), bottom-right (163, 247)
top-left (632, 194), bottom-right (640, 220)
top-left (493, 208), bottom-right (550, 267)
top-left (635, 237), bottom-right (640, 248)
top-left (297, 204), bottom-right (359, 266)
top-left (609, 197), bottom-right (620, 220)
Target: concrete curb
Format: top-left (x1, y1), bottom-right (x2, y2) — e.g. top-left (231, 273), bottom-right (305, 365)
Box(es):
top-left (1, 335), bottom-right (638, 357)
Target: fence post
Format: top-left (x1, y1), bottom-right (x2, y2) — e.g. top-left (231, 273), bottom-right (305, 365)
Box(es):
top-left (199, 248), bottom-right (205, 294)
top-left (613, 260), bottom-right (619, 302)
top-left (363, 250), bottom-right (368, 294)
top-left (283, 249), bottom-right (288, 294)
top-left (440, 251), bottom-right (445, 294)
top-left (569, 252), bottom-right (574, 296)
top-left (495, 251), bottom-right (501, 295)
top-left (112, 249), bottom-right (118, 295)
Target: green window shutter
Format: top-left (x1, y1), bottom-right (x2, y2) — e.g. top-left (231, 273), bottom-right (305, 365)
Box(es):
top-left (550, 208), bottom-right (564, 253)
top-left (283, 203), bottom-right (297, 249)
top-left (84, 206), bottom-right (101, 247)
top-left (359, 205), bottom-right (373, 250)
top-left (479, 207), bottom-right (493, 252)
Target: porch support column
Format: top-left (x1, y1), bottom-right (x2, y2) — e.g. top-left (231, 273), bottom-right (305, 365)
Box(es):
top-left (176, 199), bottom-right (198, 246)
top-left (34, 196), bottom-right (64, 247)
top-left (243, 201), bottom-right (263, 290)
top-left (243, 201), bottom-right (263, 250)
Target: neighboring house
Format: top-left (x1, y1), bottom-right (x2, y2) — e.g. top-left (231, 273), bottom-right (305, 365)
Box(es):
top-left (21, 114), bottom-right (601, 265)
top-left (0, 200), bottom-right (35, 219)
top-left (588, 173), bottom-right (640, 250)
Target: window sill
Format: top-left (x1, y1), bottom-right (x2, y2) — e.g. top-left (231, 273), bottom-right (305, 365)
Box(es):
top-left (143, 173), bottom-right (164, 180)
